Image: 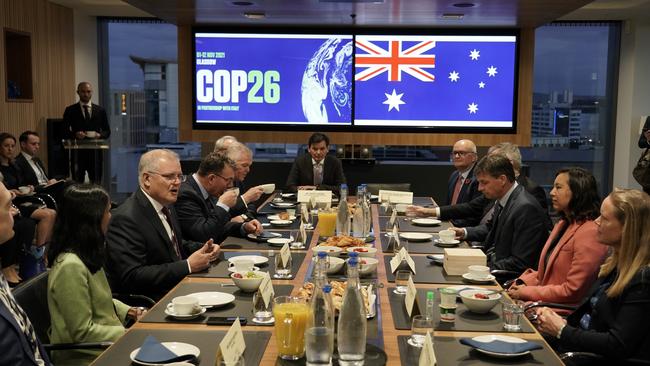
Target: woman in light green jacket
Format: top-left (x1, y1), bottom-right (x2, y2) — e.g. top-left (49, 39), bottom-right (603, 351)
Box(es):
top-left (47, 184), bottom-right (145, 366)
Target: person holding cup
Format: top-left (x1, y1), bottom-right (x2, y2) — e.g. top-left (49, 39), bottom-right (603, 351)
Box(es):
top-left (508, 168), bottom-right (608, 309)
top-left (534, 189), bottom-right (650, 362)
top-left (48, 184), bottom-right (146, 365)
top-left (223, 142), bottom-right (264, 221)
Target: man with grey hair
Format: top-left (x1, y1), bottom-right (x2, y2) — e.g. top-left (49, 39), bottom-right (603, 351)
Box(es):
top-left (106, 149), bottom-right (219, 300)
top-left (214, 135), bottom-right (238, 153)
top-left (225, 142), bottom-right (264, 220)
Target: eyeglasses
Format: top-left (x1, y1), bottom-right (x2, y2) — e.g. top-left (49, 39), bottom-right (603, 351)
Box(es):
top-left (452, 151), bottom-right (475, 157)
top-left (148, 171), bottom-right (186, 183)
top-left (214, 173), bottom-right (234, 184)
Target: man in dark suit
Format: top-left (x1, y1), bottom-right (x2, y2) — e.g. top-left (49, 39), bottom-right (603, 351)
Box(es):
top-left (454, 155), bottom-right (550, 274)
top-left (445, 139), bottom-right (481, 226)
top-left (224, 142), bottom-right (264, 220)
top-left (286, 132), bottom-right (346, 193)
top-left (0, 183), bottom-right (51, 366)
top-left (105, 149), bottom-right (219, 300)
top-left (15, 131), bottom-right (53, 187)
top-left (175, 152), bottom-right (263, 243)
top-left (63, 82), bottom-right (110, 184)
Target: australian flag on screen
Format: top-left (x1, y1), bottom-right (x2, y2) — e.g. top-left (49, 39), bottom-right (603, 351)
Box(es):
top-left (353, 35), bottom-right (517, 127)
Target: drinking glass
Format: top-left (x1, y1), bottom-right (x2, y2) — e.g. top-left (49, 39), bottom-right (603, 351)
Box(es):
top-left (218, 354), bottom-right (245, 366)
top-left (317, 209), bottom-right (337, 237)
top-left (274, 253), bottom-right (293, 279)
top-left (439, 288), bottom-right (457, 307)
top-left (290, 230), bottom-right (306, 249)
top-left (408, 315), bottom-right (434, 347)
top-left (394, 270), bottom-right (411, 295)
top-left (252, 291), bottom-right (274, 324)
top-left (305, 326), bottom-right (334, 365)
top-left (502, 302), bottom-right (524, 331)
top-left (300, 203), bottom-right (313, 229)
top-left (273, 296), bottom-right (310, 360)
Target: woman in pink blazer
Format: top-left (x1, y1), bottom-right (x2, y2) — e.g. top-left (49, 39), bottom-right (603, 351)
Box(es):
top-left (507, 167), bottom-right (609, 307)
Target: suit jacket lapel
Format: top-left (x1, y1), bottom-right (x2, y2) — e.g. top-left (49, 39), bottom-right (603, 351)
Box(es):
top-left (541, 221), bottom-right (579, 283)
top-left (134, 189), bottom-right (177, 258)
top-left (0, 302), bottom-right (39, 365)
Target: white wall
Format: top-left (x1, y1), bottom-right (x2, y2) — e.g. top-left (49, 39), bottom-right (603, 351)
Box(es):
top-left (613, 19), bottom-right (650, 190)
top-left (72, 10), bottom-right (99, 102)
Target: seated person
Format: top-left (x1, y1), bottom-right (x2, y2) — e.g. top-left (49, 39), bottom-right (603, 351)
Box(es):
top-left (508, 168), bottom-right (609, 308)
top-left (15, 131), bottom-right (64, 203)
top-left (47, 184), bottom-right (145, 366)
top-left (534, 189), bottom-right (650, 362)
top-left (106, 149), bottom-right (219, 300)
top-left (453, 154), bottom-right (550, 274)
top-left (286, 132), bottom-right (346, 193)
top-left (175, 152), bottom-right (262, 244)
top-left (0, 182), bottom-right (51, 366)
top-left (224, 142), bottom-right (264, 220)
top-left (0, 195), bottom-right (35, 286)
top-left (445, 139), bottom-right (481, 226)
top-left (214, 135), bottom-right (238, 153)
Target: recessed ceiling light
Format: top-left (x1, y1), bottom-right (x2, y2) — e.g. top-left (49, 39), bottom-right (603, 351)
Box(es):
top-left (453, 2), bottom-right (475, 8)
top-left (442, 13), bottom-right (465, 19)
top-left (244, 12), bottom-right (266, 19)
top-left (232, 1), bottom-right (254, 6)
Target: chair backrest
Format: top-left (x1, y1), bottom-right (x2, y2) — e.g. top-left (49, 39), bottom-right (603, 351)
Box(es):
top-left (12, 271), bottom-right (51, 343)
top-left (365, 183), bottom-right (411, 195)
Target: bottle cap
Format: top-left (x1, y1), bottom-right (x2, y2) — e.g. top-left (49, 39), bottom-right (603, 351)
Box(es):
top-left (427, 291), bottom-right (434, 300)
top-left (348, 251), bottom-right (359, 258)
top-left (348, 257), bottom-right (358, 266)
top-left (323, 284), bottom-right (332, 293)
top-left (317, 251), bottom-right (327, 259)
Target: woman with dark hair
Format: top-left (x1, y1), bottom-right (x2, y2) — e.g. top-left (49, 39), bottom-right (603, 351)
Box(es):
top-left (47, 184), bottom-right (144, 366)
top-left (507, 167), bottom-right (609, 307)
top-left (535, 188), bottom-right (650, 362)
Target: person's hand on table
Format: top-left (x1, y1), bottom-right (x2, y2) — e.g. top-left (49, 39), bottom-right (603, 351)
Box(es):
top-left (406, 205), bottom-right (434, 217)
top-left (243, 187), bottom-right (264, 202)
top-left (75, 131), bottom-right (86, 140)
top-left (534, 307), bottom-right (567, 337)
top-left (127, 306), bottom-right (147, 321)
top-left (244, 219), bottom-right (263, 235)
top-left (188, 239), bottom-right (218, 271)
top-left (450, 227), bottom-right (466, 240)
top-left (230, 215), bottom-right (245, 223)
top-left (507, 283), bottom-right (526, 299)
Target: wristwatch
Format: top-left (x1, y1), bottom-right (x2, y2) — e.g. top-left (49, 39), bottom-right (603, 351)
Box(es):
top-left (240, 214), bottom-right (250, 222)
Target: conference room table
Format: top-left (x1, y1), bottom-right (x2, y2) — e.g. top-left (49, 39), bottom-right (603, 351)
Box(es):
top-left (92, 193), bottom-right (564, 366)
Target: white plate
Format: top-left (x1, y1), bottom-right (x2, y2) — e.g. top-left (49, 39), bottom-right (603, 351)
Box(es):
top-left (434, 239), bottom-right (460, 247)
top-left (462, 273), bottom-right (496, 284)
top-left (271, 202), bottom-right (296, 208)
top-left (130, 342), bottom-right (200, 365)
top-left (185, 292), bottom-right (236, 308)
top-left (411, 218), bottom-right (441, 226)
top-left (227, 266), bottom-right (260, 273)
top-left (470, 335), bottom-right (530, 358)
top-left (370, 194), bottom-right (379, 200)
top-left (267, 237), bottom-right (292, 246)
top-left (399, 232), bottom-right (433, 242)
top-left (227, 255), bottom-right (269, 265)
top-left (280, 193), bottom-right (295, 198)
top-left (270, 219), bottom-right (293, 226)
top-left (267, 214), bottom-right (297, 221)
top-left (164, 305), bottom-right (206, 320)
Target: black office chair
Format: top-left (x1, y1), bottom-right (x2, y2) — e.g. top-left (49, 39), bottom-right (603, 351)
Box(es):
top-left (365, 183), bottom-right (411, 195)
top-left (12, 271), bottom-right (113, 354)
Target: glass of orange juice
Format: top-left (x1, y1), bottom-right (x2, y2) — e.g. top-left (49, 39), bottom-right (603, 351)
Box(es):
top-left (317, 209), bottom-right (337, 237)
top-left (273, 296), bottom-right (311, 360)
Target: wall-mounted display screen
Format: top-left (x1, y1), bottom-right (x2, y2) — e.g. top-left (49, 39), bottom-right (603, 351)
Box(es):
top-left (194, 33), bottom-right (353, 126)
top-left (193, 30), bottom-right (518, 133)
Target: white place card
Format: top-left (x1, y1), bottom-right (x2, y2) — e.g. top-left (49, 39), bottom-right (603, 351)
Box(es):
top-left (405, 275), bottom-right (417, 317)
top-left (392, 225), bottom-right (401, 248)
top-left (389, 209), bottom-right (397, 227)
top-left (297, 190), bottom-right (332, 203)
top-left (300, 222), bottom-right (307, 245)
top-left (378, 190), bottom-right (414, 204)
top-left (219, 317), bottom-right (246, 363)
top-left (404, 250), bottom-right (416, 275)
top-left (259, 272), bottom-right (274, 308)
top-left (280, 242), bottom-right (291, 267)
top-left (301, 203), bottom-right (309, 217)
top-left (389, 251), bottom-right (403, 274)
top-left (419, 331), bottom-right (437, 366)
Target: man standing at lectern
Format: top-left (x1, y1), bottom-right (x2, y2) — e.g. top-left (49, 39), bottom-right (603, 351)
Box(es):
top-left (63, 82), bottom-right (110, 184)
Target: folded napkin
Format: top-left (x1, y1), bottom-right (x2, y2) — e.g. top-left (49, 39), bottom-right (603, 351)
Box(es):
top-left (459, 337), bottom-right (543, 354)
top-left (135, 336), bottom-right (194, 363)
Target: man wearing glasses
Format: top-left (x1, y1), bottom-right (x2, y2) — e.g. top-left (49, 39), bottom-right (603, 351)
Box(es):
top-left (174, 152), bottom-right (263, 243)
top-left (106, 149), bottom-right (219, 300)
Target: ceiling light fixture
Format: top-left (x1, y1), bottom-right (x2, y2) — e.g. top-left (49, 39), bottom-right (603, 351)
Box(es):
top-left (244, 12), bottom-right (266, 19)
top-left (441, 13), bottom-right (465, 19)
top-left (452, 2), bottom-right (476, 8)
top-left (232, 1), bottom-right (254, 6)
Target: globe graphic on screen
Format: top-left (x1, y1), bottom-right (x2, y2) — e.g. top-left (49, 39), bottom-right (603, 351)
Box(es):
top-left (301, 38), bottom-right (353, 123)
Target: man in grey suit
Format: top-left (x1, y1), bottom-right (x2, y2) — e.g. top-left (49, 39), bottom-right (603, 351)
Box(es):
top-left (453, 154), bottom-right (550, 274)
top-left (286, 132), bottom-right (346, 193)
top-left (105, 149), bottom-right (219, 300)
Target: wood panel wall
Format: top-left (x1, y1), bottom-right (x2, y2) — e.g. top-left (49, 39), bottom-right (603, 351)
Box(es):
top-left (0, 0), bottom-right (75, 166)
top-left (179, 26), bottom-right (534, 147)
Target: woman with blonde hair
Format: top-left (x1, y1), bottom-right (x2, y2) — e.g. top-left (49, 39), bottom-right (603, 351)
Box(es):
top-left (535, 188), bottom-right (650, 362)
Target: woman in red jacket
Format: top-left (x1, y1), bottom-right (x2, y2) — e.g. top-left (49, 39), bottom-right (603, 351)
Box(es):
top-left (507, 167), bottom-right (609, 307)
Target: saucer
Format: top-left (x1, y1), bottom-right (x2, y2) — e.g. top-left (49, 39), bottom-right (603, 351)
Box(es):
top-left (462, 273), bottom-right (496, 283)
top-left (227, 265), bottom-right (260, 273)
top-left (164, 305), bottom-right (206, 320)
top-left (411, 218), bottom-right (441, 226)
top-left (434, 239), bottom-right (460, 247)
top-left (185, 291), bottom-right (236, 308)
top-left (267, 237), bottom-right (293, 247)
top-left (271, 202), bottom-right (297, 208)
top-left (399, 232), bottom-right (433, 242)
top-left (227, 255), bottom-right (269, 265)
top-left (267, 214), bottom-right (296, 221)
top-left (269, 219), bottom-right (293, 226)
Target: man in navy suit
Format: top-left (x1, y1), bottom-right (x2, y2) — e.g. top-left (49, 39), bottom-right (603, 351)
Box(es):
top-left (0, 183), bottom-right (51, 365)
top-left (63, 82), bottom-right (110, 184)
top-left (286, 132), bottom-right (346, 193)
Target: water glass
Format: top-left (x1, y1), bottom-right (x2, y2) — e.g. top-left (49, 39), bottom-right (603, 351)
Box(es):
top-left (290, 230), bottom-right (306, 249)
top-left (305, 326), bottom-right (334, 364)
top-left (274, 254), bottom-right (293, 279)
top-left (407, 315), bottom-right (434, 347)
top-left (502, 302), bottom-right (524, 331)
top-left (252, 291), bottom-right (274, 324)
top-left (301, 203), bottom-right (313, 229)
top-left (218, 354), bottom-right (245, 366)
top-left (394, 270), bottom-right (411, 295)
top-left (439, 287), bottom-right (457, 307)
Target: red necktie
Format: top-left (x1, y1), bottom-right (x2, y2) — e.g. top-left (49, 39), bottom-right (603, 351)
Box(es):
top-left (161, 207), bottom-right (181, 258)
top-left (451, 175), bottom-right (464, 205)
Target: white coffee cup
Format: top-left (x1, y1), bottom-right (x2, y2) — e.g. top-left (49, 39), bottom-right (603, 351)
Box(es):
top-left (170, 296), bottom-right (199, 315)
top-left (395, 203), bottom-right (408, 213)
top-left (229, 258), bottom-right (254, 272)
top-left (468, 265), bottom-right (491, 279)
top-left (85, 131), bottom-right (98, 138)
top-left (259, 183), bottom-right (275, 194)
top-left (438, 229), bottom-right (456, 243)
top-left (18, 186), bottom-right (31, 194)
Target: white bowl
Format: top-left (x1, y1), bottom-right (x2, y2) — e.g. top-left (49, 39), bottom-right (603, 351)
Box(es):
top-left (325, 257), bottom-right (345, 274)
top-left (358, 257), bottom-right (379, 275)
top-left (458, 289), bottom-right (502, 314)
top-left (230, 270), bottom-right (265, 292)
top-left (345, 246), bottom-right (377, 257)
top-left (313, 246), bottom-right (342, 257)
top-left (259, 183), bottom-right (275, 194)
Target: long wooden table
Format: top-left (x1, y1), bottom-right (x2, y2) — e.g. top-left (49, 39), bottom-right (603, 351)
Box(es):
top-left (92, 195), bottom-right (564, 365)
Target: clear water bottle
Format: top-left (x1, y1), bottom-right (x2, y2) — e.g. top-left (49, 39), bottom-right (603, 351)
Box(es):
top-left (337, 257), bottom-right (367, 365)
top-left (426, 291), bottom-right (435, 320)
top-left (359, 185), bottom-right (372, 238)
top-left (336, 184), bottom-right (351, 236)
top-left (306, 260), bottom-right (334, 365)
top-left (315, 251), bottom-right (329, 284)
